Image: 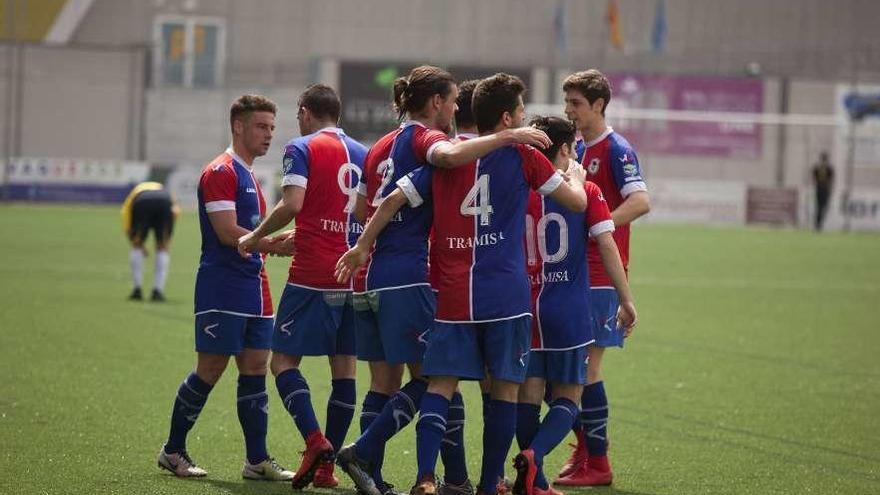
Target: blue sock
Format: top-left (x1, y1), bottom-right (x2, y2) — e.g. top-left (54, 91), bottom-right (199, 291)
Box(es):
top-left (237, 374), bottom-right (269, 464)
top-left (356, 378), bottom-right (427, 463)
top-left (530, 398), bottom-right (578, 489)
top-left (478, 400), bottom-right (516, 494)
top-left (415, 392), bottom-right (449, 481)
top-left (516, 403), bottom-right (541, 451)
top-left (165, 372), bottom-right (213, 454)
top-left (481, 392), bottom-right (491, 423)
top-left (326, 378), bottom-right (356, 453)
top-left (360, 391), bottom-right (390, 486)
top-left (275, 368), bottom-right (320, 440)
top-left (581, 381), bottom-right (609, 456)
top-left (440, 392), bottom-right (468, 485)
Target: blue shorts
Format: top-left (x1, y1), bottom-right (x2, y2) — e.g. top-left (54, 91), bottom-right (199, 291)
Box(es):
top-left (194, 311), bottom-right (273, 355)
top-left (591, 288), bottom-right (624, 348)
top-left (272, 285), bottom-right (356, 357)
top-left (353, 285), bottom-right (435, 365)
top-left (423, 315), bottom-right (532, 384)
top-left (526, 346), bottom-right (588, 384)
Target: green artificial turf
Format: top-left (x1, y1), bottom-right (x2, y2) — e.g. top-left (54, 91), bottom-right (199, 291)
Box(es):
top-left (0, 204), bottom-right (877, 494)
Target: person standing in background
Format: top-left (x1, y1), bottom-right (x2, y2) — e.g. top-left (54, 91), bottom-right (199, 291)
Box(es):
top-left (120, 181), bottom-right (179, 302)
top-left (812, 151), bottom-right (834, 231)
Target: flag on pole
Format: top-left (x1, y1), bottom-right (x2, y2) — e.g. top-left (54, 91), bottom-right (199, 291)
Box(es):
top-left (652, 0), bottom-right (667, 53)
top-left (607, 0), bottom-right (624, 50)
top-left (554, 0), bottom-right (567, 54)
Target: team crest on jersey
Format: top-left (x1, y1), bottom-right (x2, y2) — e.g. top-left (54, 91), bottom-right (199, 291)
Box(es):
top-left (587, 157), bottom-right (601, 175)
top-left (622, 162), bottom-right (638, 177)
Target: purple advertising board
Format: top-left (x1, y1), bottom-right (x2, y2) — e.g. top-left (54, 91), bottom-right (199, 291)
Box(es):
top-left (606, 74), bottom-right (764, 158)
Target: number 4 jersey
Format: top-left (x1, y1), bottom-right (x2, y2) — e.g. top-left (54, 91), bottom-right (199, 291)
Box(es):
top-left (526, 170), bottom-right (614, 350)
top-left (398, 144), bottom-right (564, 323)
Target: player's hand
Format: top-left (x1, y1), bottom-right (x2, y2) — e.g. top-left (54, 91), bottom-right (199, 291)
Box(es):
top-left (616, 300), bottom-right (638, 338)
top-left (334, 245), bottom-right (368, 283)
top-left (566, 160), bottom-right (587, 186)
top-left (267, 231), bottom-right (295, 257)
top-left (504, 127), bottom-right (552, 149)
top-left (237, 232), bottom-right (260, 258)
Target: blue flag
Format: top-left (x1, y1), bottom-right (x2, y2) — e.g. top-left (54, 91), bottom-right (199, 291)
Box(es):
top-left (652, 0), bottom-right (667, 53)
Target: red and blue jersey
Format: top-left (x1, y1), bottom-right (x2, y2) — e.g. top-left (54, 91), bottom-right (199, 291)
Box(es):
top-left (399, 144), bottom-right (563, 323)
top-left (195, 148), bottom-right (273, 317)
top-left (281, 127), bottom-right (368, 290)
top-left (353, 121), bottom-right (450, 293)
top-left (576, 127), bottom-right (647, 286)
top-left (527, 177), bottom-right (614, 350)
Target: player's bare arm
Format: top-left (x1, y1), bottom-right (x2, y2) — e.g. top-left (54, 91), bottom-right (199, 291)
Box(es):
top-left (430, 128), bottom-right (552, 169)
top-left (610, 191), bottom-right (650, 227)
top-left (238, 186), bottom-right (305, 256)
top-left (353, 194), bottom-right (368, 225)
top-left (207, 210), bottom-right (277, 255)
top-left (334, 189), bottom-right (408, 283)
top-left (594, 231), bottom-right (638, 335)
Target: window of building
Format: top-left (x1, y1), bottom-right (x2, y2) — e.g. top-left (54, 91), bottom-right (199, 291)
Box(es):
top-left (153, 16), bottom-right (225, 88)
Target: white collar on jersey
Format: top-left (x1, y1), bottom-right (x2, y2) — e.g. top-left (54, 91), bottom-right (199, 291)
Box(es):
top-left (583, 126), bottom-right (614, 148)
top-left (315, 126), bottom-right (345, 136)
top-left (400, 120), bottom-right (427, 130)
top-left (225, 146), bottom-right (254, 170)
top-left (456, 132), bottom-right (478, 140)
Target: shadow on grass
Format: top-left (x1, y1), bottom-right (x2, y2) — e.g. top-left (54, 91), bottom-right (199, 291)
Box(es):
top-left (201, 478), bottom-right (326, 494)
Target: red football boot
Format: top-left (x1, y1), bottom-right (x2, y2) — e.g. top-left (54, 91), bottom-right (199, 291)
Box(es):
top-left (512, 450), bottom-right (537, 495)
top-left (555, 431), bottom-right (587, 480)
top-left (553, 455), bottom-right (612, 487)
top-left (291, 431), bottom-right (334, 489)
top-left (312, 459), bottom-right (340, 488)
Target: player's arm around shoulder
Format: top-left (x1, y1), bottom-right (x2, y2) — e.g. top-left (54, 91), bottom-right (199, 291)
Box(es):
top-left (593, 231), bottom-right (638, 336)
top-left (430, 127), bottom-right (551, 169)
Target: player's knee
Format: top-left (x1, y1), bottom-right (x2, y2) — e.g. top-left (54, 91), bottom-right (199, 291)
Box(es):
top-left (489, 379), bottom-right (519, 403)
top-left (551, 383), bottom-right (583, 404)
top-left (369, 363), bottom-right (404, 394)
top-left (196, 358), bottom-right (229, 384)
top-left (517, 378), bottom-right (545, 405)
top-left (269, 352), bottom-right (300, 377)
top-left (329, 355), bottom-right (357, 380)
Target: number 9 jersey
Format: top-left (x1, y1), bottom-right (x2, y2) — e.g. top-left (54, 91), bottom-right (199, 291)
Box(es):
top-left (282, 127), bottom-right (368, 289)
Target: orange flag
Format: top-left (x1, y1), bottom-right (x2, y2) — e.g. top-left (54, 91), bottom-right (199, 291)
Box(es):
top-left (607, 0), bottom-right (624, 50)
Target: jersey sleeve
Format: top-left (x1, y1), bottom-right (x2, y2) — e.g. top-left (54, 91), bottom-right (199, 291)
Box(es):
top-left (609, 140), bottom-right (647, 198)
top-left (412, 127), bottom-right (452, 165)
top-left (359, 146), bottom-right (380, 197)
top-left (281, 141), bottom-right (309, 188)
top-left (396, 165), bottom-right (433, 208)
top-left (519, 145), bottom-right (564, 196)
top-left (585, 181), bottom-right (614, 238)
top-left (201, 164), bottom-right (238, 212)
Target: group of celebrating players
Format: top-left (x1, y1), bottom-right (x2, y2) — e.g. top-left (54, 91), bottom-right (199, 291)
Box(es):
top-left (155, 65), bottom-right (650, 495)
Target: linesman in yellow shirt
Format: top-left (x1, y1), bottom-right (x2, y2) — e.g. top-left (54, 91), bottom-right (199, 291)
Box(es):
top-left (120, 181), bottom-right (180, 301)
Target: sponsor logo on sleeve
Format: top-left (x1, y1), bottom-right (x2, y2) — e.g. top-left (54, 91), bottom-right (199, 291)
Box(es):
top-left (283, 156), bottom-right (294, 174)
